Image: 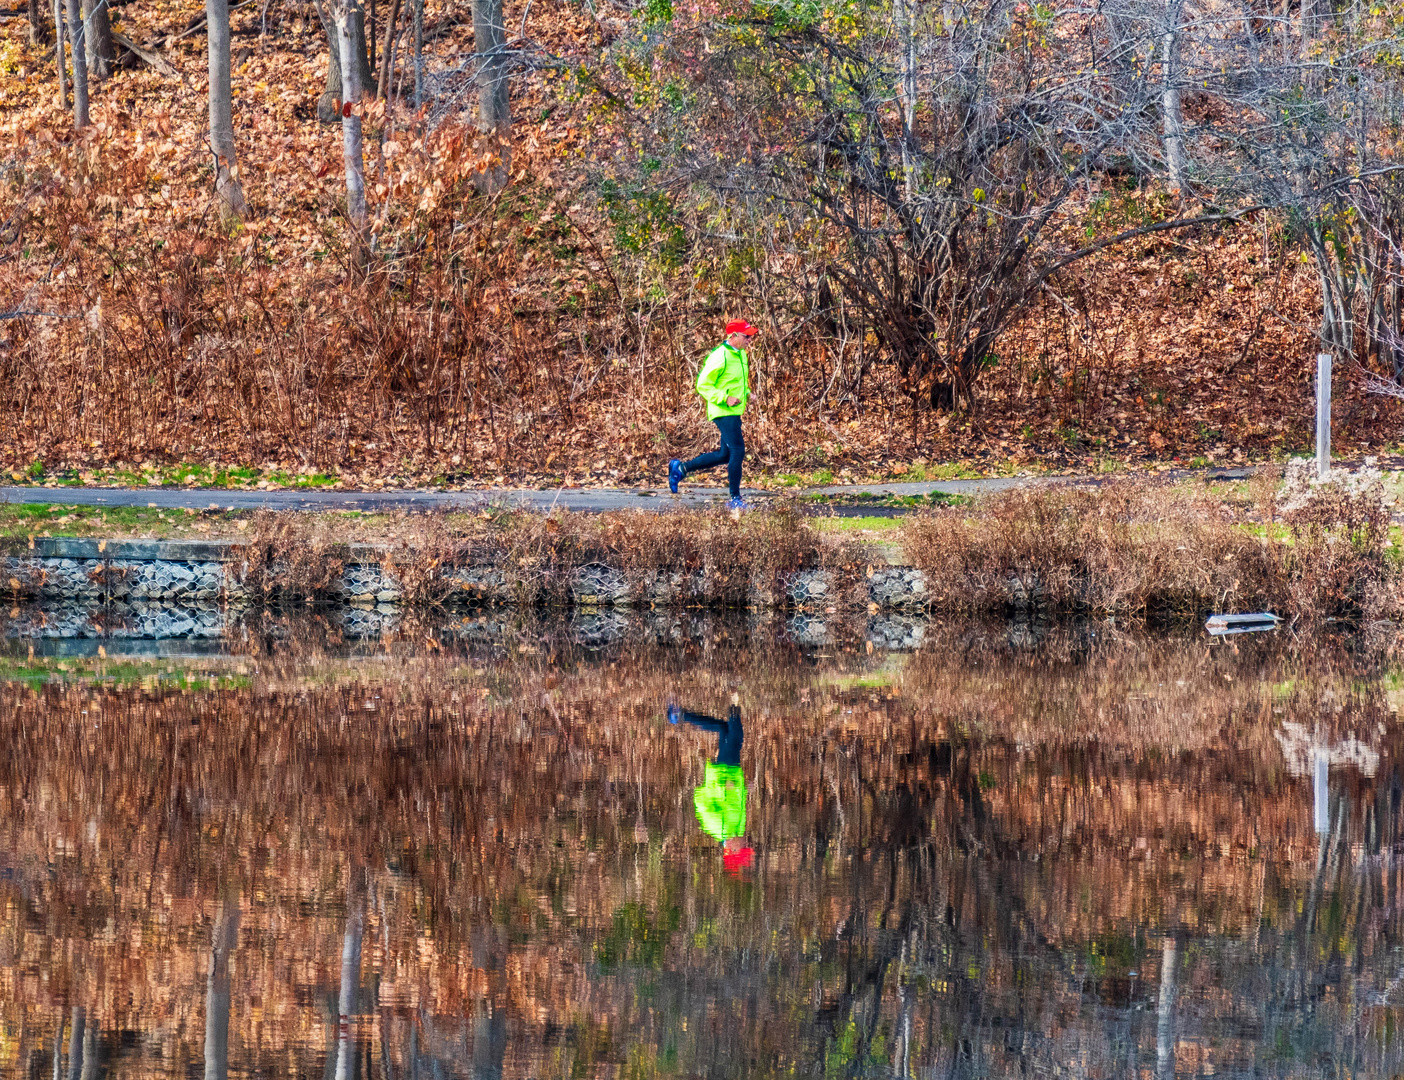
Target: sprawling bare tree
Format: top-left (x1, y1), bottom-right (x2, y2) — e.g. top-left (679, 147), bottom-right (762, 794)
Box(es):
top-left (1143, 0), bottom-right (1404, 366)
top-left (618, 0), bottom-right (1253, 417)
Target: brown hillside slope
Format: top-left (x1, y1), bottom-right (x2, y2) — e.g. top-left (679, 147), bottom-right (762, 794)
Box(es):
top-left (1, 2), bottom-right (1400, 486)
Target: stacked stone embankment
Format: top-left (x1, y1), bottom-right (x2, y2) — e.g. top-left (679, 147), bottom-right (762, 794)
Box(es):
top-left (4, 538), bottom-right (932, 612)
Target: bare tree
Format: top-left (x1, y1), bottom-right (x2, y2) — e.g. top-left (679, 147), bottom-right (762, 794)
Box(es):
top-left (314, 0), bottom-right (374, 124)
top-left (375, 0), bottom-right (403, 100)
top-left (1184, 0), bottom-right (1403, 363)
top-left (64, 0), bottom-right (88, 128)
top-left (27, 0), bottom-right (48, 46)
top-left (471, 0), bottom-right (510, 191)
top-left (412, 0), bottom-right (423, 107)
top-left (334, 0), bottom-right (369, 238)
top-left (207, 0), bottom-right (248, 216)
top-left (52, 0), bottom-right (68, 109)
top-left (1160, 0), bottom-right (1187, 194)
top-left (82, 0), bottom-right (113, 80)
top-left (634, 0), bottom-right (1239, 416)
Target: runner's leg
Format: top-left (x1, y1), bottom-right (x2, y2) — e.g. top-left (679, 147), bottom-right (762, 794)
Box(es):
top-left (683, 420), bottom-right (733, 477)
top-left (713, 415), bottom-right (745, 498)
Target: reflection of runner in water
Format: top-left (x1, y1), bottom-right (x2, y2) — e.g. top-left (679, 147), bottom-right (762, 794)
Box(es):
top-left (668, 701), bottom-right (754, 874)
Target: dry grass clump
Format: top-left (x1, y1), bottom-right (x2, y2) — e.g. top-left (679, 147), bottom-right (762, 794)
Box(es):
top-left (901, 476), bottom-right (1395, 622)
top-left (237, 510), bottom-right (354, 600)
top-left (233, 505), bottom-right (861, 608)
top-left (486, 504), bottom-right (861, 606)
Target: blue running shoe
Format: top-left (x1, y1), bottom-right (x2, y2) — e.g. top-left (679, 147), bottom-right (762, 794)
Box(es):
top-left (726, 497), bottom-right (750, 512)
top-left (668, 459), bottom-right (685, 494)
top-left (666, 704), bottom-right (681, 725)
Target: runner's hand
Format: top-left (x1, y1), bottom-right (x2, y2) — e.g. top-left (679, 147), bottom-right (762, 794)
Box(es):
top-left (726, 396), bottom-right (740, 406)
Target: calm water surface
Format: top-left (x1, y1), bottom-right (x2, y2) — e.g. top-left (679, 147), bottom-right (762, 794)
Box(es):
top-left (2, 616), bottom-right (1402, 1078)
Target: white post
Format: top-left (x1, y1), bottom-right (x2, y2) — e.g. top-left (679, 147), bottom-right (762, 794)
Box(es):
top-left (1314, 749), bottom-right (1330, 834)
top-left (1316, 352), bottom-right (1332, 481)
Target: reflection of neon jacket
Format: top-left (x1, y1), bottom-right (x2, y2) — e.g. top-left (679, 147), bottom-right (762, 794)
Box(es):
top-left (694, 763), bottom-right (747, 842)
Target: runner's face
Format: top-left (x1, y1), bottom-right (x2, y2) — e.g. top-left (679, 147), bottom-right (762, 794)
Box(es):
top-left (728, 332), bottom-right (755, 349)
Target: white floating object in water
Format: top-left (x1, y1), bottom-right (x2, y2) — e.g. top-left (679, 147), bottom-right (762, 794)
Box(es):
top-left (1205, 612), bottom-right (1281, 635)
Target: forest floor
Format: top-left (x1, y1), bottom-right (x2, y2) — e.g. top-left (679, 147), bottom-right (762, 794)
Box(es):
top-left (5, 0), bottom-right (1404, 484)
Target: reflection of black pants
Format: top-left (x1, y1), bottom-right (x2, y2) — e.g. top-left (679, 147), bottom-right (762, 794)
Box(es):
top-left (681, 707), bottom-right (743, 766)
top-left (683, 415), bottom-right (745, 498)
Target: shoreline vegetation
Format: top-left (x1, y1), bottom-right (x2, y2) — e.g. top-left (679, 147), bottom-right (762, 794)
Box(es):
top-left (4, 465), bottom-right (1402, 623)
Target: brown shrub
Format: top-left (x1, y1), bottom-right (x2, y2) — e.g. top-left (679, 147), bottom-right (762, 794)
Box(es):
top-left (479, 504), bottom-right (861, 607)
top-left (232, 505), bottom-right (862, 609)
top-left (237, 510), bottom-right (351, 601)
top-left (900, 479), bottom-right (1395, 623)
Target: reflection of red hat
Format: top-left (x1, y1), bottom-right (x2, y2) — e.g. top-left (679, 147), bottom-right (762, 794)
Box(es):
top-left (722, 846), bottom-right (755, 874)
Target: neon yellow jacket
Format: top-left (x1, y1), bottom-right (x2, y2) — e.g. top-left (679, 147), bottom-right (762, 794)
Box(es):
top-left (695, 343), bottom-right (750, 419)
top-left (693, 764), bottom-right (747, 842)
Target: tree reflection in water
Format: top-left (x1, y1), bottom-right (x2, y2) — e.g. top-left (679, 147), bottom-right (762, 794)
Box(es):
top-left (0, 621), bottom-right (1402, 1077)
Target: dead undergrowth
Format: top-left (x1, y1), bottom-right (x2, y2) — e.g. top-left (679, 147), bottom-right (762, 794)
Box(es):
top-left (11, 478), bottom-right (1395, 619)
top-left (903, 472), bottom-right (1398, 623)
top-left (235, 504), bottom-right (866, 607)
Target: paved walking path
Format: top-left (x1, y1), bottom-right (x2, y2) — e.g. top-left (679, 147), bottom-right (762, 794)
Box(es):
top-left (0, 469), bottom-right (1255, 514)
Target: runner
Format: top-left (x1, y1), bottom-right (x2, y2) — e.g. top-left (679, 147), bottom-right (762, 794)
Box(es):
top-left (668, 320), bottom-right (758, 510)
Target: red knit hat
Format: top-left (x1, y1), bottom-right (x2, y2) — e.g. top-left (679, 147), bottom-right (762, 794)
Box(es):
top-left (725, 320), bottom-right (759, 336)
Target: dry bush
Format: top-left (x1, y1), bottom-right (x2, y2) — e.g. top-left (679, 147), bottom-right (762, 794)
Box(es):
top-left (236, 510), bottom-right (353, 600)
top-left (230, 506), bottom-right (860, 609)
top-left (901, 479), bottom-right (1397, 622)
top-left (481, 505), bottom-right (861, 607)
top-left (0, 124), bottom-right (881, 484)
top-left (1277, 472), bottom-right (1394, 623)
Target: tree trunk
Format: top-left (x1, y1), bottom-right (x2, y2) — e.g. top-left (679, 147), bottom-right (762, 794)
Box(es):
top-left (1300, 0), bottom-right (1328, 56)
top-left (334, 905), bottom-right (364, 1080)
top-left (1160, 0), bottom-right (1187, 193)
top-left (53, 0), bottom-right (68, 109)
top-left (65, 1008), bottom-right (83, 1080)
top-left (471, 0), bottom-right (510, 192)
top-left (204, 901), bottom-right (239, 1080)
top-left (82, 0), bottom-right (113, 79)
top-left (412, 0), bottom-right (422, 107)
top-left (65, 0), bottom-right (88, 128)
top-left (335, 0), bottom-right (369, 240)
top-left (207, 0), bottom-right (247, 216)
top-left (1308, 222), bottom-right (1358, 360)
top-left (315, 0), bottom-right (373, 124)
top-left (28, 0), bottom-right (47, 45)
top-left (1155, 935), bottom-right (1178, 1080)
top-left (893, 0), bottom-right (917, 200)
top-left (375, 0), bottom-right (402, 100)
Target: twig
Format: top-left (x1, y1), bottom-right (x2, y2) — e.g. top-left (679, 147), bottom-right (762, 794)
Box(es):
top-left (113, 31), bottom-right (182, 78)
top-left (0, 310), bottom-right (81, 319)
top-left (1358, 364), bottom-right (1404, 400)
